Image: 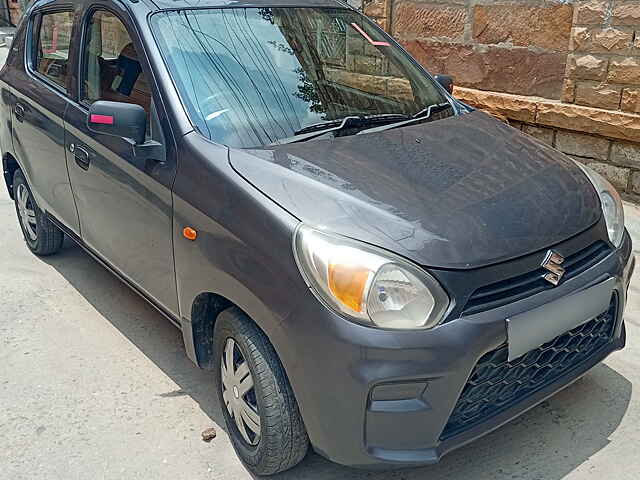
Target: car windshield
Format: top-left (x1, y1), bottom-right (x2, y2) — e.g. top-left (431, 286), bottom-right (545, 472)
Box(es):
top-left (151, 7), bottom-right (451, 148)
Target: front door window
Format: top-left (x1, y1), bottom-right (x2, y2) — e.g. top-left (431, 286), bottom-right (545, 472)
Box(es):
top-left (82, 10), bottom-right (151, 115)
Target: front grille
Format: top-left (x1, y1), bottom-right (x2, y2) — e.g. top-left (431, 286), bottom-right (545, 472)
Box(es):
top-left (463, 241), bottom-right (612, 315)
top-left (441, 296), bottom-right (618, 440)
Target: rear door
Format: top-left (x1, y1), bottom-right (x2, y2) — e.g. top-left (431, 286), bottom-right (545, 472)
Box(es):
top-left (65, 5), bottom-right (179, 315)
top-left (10, 6), bottom-right (80, 234)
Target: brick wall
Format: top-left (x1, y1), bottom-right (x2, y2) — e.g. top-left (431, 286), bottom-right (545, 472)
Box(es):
top-left (364, 0), bottom-right (575, 98)
top-left (566, 1), bottom-right (640, 113)
top-left (364, 0), bottom-right (640, 200)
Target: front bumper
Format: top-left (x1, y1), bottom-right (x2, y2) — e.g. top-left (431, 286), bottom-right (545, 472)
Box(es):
top-left (278, 229), bottom-right (634, 469)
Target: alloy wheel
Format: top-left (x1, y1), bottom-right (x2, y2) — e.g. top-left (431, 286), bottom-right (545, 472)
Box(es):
top-left (16, 184), bottom-right (37, 241)
top-left (221, 338), bottom-right (261, 446)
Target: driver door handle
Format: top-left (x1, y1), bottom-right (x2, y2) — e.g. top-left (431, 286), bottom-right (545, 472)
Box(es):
top-left (70, 143), bottom-right (91, 170)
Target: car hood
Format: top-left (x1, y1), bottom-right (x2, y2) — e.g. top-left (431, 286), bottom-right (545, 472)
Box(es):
top-left (229, 111), bottom-right (600, 269)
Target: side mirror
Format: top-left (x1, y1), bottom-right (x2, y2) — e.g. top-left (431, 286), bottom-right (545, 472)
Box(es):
top-left (87, 101), bottom-right (146, 145)
top-left (434, 74), bottom-right (454, 94)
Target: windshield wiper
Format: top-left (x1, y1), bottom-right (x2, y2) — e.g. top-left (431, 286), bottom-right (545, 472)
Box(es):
top-left (272, 114), bottom-right (410, 145)
top-left (356, 102), bottom-right (453, 135)
top-left (294, 119), bottom-right (350, 136)
top-left (294, 113), bottom-right (409, 136)
top-left (412, 102), bottom-right (453, 119)
top-left (272, 116), bottom-right (362, 145)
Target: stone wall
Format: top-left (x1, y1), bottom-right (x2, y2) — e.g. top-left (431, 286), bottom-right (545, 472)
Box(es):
top-left (363, 0), bottom-right (640, 200)
top-left (365, 0), bottom-right (576, 98)
top-left (566, 1), bottom-right (640, 113)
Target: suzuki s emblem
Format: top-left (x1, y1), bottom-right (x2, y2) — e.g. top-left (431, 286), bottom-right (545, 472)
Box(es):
top-left (541, 251), bottom-right (565, 286)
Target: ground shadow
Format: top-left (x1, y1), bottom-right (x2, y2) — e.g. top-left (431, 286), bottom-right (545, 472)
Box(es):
top-left (43, 239), bottom-right (228, 431)
top-left (43, 240), bottom-right (633, 480)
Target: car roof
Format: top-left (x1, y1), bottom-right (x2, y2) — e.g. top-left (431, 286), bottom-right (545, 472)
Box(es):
top-left (147, 0), bottom-right (351, 11)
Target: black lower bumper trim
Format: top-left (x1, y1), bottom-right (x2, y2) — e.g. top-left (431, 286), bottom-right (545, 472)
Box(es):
top-left (441, 294), bottom-right (619, 440)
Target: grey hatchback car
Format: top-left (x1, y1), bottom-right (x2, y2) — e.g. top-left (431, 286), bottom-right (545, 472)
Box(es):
top-left (1, 0), bottom-right (634, 475)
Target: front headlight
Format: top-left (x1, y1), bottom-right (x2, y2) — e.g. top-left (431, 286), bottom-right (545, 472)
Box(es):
top-left (293, 225), bottom-right (450, 329)
top-left (577, 163), bottom-right (625, 248)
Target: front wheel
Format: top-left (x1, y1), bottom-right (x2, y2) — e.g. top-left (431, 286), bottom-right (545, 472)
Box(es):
top-left (13, 169), bottom-right (64, 256)
top-left (213, 307), bottom-right (309, 475)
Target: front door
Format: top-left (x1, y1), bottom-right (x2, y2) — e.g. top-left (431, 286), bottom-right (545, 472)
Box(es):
top-left (10, 8), bottom-right (79, 234)
top-left (65, 7), bottom-right (178, 315)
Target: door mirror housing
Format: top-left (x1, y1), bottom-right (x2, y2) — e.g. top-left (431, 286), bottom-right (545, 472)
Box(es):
top-left (434, 74), bottom-right (454, 94)
top-left (87, 101), bottom-right (146, 145)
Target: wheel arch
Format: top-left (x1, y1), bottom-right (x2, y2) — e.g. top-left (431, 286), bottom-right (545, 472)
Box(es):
top-left (184, 291), bottom-right (284, 371)
top-left (3, 152), bottom-right (20, 199)
top-left (183, 292), bottom-right (232, 369)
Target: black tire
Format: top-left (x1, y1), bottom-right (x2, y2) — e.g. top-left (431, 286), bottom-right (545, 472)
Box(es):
top-left (13, 169), bottom-right (64, 256)
top-left (214, 307), bottom-right (309, 475)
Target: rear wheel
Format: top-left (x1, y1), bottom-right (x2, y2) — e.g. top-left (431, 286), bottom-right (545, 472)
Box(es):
top-left (13, 169), bottom-right (64, 256)
top-left (214, 307), bottom-right (309, 475)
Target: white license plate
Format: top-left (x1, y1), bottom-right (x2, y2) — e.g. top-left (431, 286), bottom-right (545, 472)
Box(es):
top-left (506, 277), bottom-right (615, 361)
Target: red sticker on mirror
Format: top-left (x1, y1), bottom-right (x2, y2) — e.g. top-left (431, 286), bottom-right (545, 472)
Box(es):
top-left (90, 114), bottom-right (114, 125)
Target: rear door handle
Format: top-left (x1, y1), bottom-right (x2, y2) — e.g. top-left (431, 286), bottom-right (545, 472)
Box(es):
top-left (14, 103), bottom-right (25, 122)
top-left (70, 143), bottom-right (91, 170)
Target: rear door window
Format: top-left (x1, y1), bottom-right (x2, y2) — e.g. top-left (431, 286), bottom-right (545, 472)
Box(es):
top-left (34, 11), bottom-right (74, 91)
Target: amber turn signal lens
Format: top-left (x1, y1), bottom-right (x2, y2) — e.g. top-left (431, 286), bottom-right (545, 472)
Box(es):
top-left (328, 262), bottom-right (371, 313)
top-left (183, 227), bottom-right (198, 241)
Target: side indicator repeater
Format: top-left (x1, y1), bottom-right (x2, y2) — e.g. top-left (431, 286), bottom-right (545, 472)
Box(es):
top-left (183, 227), bottom-right (198, 241)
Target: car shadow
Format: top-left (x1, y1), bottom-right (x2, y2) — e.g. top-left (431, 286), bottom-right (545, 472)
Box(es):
top-left (43, 239), bottom-right (633, 480)
top-left (43, 238), bottom-right (229, 432)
